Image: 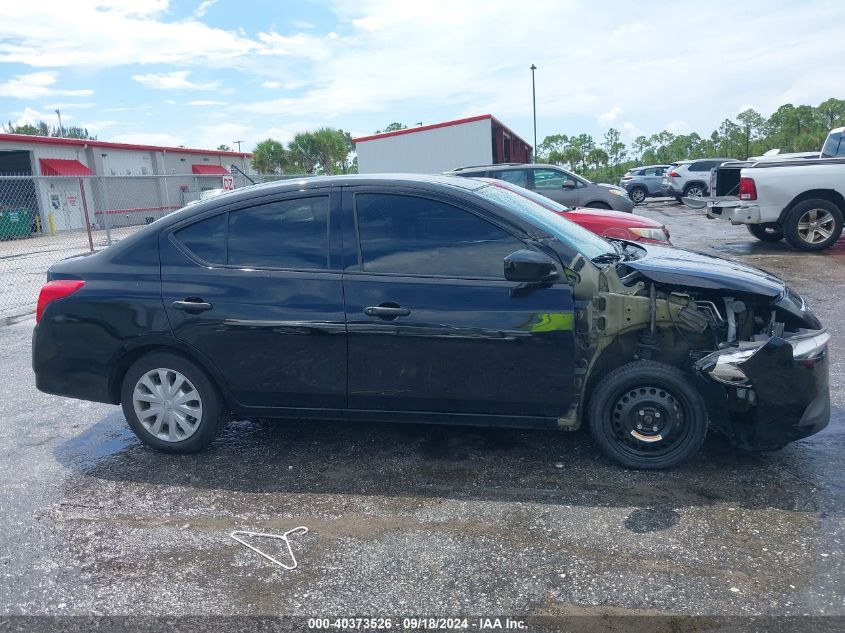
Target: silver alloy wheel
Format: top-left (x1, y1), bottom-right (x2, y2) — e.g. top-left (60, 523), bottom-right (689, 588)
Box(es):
top-left (686, 186), bottom-right (704, 197)
top-left (631, 188), bottom-right (646, 203)
top-left (132, 368), bottom-right (203, 442)
top-left (796, 208), bottom-right (835, 244)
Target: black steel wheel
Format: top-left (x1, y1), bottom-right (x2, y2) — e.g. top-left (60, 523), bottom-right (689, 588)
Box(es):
top-left (588, 361), bottom-right (708, 469)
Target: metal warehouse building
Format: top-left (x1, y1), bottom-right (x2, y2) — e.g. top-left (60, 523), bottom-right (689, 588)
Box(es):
top-left (353, 114), bottom-right (532, 174)
top-left (0, 134), bottom-right (251, 233)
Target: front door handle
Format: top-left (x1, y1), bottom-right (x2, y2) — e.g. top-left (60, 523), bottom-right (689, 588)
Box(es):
top-left (364, 305), bottom-right (411, 319)
top-left (172, 299), bottom-right (213, 312)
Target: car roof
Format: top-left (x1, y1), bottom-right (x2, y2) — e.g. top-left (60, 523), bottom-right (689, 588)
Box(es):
top-left (448, 163), bottom-right (558, 173)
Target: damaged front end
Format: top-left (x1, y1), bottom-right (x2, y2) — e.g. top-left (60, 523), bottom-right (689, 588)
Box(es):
top-left (694, 329), bottom-right (830, 449)
top-left (569, 242), bottom-right (831, 451)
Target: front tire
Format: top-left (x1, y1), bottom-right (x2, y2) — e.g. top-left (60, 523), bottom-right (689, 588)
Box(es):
top-left (588, 361), bottom-right (708, 470)
top-left (586, 201), bottom-right (612, 210)
top-left (121, 351), bottom-right (228, 453)
top-left (630, 187), bottom-right (647, 204)
top-left (746, 223), bottom-right (784, 242)
top-left (783, 199), bottom-right (843, 251)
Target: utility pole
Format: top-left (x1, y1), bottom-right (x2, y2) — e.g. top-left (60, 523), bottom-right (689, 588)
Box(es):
top-left (530, 65), bottom-right (537, 161)
top-left (55, 109), bottom-right (63, 137)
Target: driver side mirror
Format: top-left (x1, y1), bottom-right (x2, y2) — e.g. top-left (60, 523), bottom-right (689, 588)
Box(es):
top-left (562, 179), bottom-right (576, 189)
top-left (504, 250), bottom-right (560, 283)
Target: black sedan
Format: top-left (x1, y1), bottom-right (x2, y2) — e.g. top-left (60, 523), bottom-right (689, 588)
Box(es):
top-left (32, 175), bottom-right (830, 469)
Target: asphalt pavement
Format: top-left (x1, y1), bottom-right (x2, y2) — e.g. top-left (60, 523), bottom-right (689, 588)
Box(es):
top-left (0, 202), bottom-right (842, 629)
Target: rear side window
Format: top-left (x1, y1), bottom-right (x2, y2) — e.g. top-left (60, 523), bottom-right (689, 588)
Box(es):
top-left (690, 160), bottom-right (721, 171)
top-left (491, 169), bottom-right (529, 187)
top-left (174, 213), bottom-right (225, 265)
top-left (228, 196), bottom-right (330, 269)
top-left (354, 193), bottom-right (523, 278)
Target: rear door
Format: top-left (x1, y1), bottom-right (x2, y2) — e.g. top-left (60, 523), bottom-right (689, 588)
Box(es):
top-left (159, 190), bottom-right (346, 410)
top-left (341, 187), bottom-right (575, 419)
top-left (642, 167), bottom-right (664, 194)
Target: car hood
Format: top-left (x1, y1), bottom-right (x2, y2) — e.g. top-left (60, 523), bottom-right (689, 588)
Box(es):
top-left (565, 208), bottom-right (663, 228)
top-left (621, 244), bottom-right (785, 297)
top-left (596, 183), bottom-right (626, 192)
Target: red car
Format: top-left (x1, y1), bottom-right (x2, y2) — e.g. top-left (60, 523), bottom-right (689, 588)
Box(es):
top-left (482, 178), bottom-right (671, 244)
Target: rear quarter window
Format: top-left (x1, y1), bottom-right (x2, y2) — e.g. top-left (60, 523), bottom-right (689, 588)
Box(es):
top-left (174, 213), bottom-right (225, 265)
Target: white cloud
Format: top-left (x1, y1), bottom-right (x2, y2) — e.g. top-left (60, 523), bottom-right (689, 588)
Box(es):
top-left (193, 0), bottom-right (217, 18)
top-left (185, 100), bottom-right (228, 106)
top-left (132, 71), bottom-right (218, 91)
top-left (598, 105), bottom-right (623, 127)
top-left (0, 72), bottom-right (92, 99)
top-left (12, 106), bottom-right (70, 127)
top-left (261, 81), bottom-right (281, 89)
top-left (666, 120), bottom-right (689, 133)
top-left (0, 1), bottom-right (258, 67)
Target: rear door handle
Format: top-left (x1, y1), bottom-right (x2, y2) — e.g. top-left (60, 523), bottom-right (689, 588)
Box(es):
top-left (172, 299), bottom-right (213, 312)
top-left (364, 305), bottom-right (411, 318)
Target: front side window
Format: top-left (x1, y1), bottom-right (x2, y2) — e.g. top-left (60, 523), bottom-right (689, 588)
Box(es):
top-left (227, 196), bottom-right (330, 269)
top-left (355, 193), bottom-right (524, 278)
top-left (532, 169), bottom-right (570, 189)
top-left (174, 213), bottom-right (225, 265)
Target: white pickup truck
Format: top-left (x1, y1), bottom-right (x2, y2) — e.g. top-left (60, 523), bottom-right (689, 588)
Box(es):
top-left (686, 127), bottom-right (845, 251)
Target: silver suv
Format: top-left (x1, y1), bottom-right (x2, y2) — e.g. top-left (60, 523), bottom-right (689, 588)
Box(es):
top-left (448, 163), bottom-right (634, 212)
top-left (660, 158), bottom-right (736, 201)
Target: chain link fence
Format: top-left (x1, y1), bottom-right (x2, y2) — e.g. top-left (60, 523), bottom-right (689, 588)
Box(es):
top-left (0, 172), bottom-right (302, 321)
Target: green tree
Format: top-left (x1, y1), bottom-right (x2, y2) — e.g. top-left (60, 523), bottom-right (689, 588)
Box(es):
top-left (735, 109), bottom-right (766, 158)
top-left (217, 144), bottom-right (232, 151)
top-left (376, 122), bottom-right (407, 134)
top-left (602, 128), bottom-right (626, 177)
top-left (817, 98), bottom-right (845, 129)
top-left (586, 147), bottom-right (609, 170)
top-left (537, 134), bottom-right (569, 162)
top-left (251, 138), bottom-right (288, 173)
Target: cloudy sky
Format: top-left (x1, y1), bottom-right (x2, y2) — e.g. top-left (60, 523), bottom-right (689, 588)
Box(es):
top-left (0, 0), bottom-right (842, 152)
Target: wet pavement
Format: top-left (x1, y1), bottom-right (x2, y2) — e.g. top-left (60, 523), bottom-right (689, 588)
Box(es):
top-left (0, 203), bottom-right (843, 622)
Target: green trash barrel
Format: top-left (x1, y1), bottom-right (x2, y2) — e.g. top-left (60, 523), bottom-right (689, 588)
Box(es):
top-left (0, 207), bottom-right (33, 240)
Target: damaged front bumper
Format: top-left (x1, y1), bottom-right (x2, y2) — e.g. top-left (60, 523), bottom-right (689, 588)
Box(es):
top-left (694, 330), bottom-right (831, 449)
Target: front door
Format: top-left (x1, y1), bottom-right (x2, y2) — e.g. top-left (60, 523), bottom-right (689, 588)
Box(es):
top-left (159, 191), bottom-right (346, 410)
top-left (531, 168), bottom-right (581, 207)
top-left (342, 189), bottom-right (575, 418)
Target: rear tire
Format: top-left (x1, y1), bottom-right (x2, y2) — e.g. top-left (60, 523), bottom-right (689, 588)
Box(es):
top-left (783, 199), bottom-right (843, 251)
top-left (588, 361), bottom-right (708, 470)
top-left (630, 187), bottom-right (647, 204)
top-left (746, 223), bottom-right (784, 242)
top-left (682, 183), bottom-right (707, 198)
top-left (120, 351), bottom-right (228, 453)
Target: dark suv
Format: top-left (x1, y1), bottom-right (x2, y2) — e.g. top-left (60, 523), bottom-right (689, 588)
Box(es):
top-left (33, 175), bottom-right (829, 469)
top-left (448, 163), bottom-right (634, 213)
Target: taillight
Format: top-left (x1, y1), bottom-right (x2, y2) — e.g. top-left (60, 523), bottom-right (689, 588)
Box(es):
top-left (36, 280), bottom-right (85, 322)
top-left (667, 170), bottom-right (680, 177)
top-left (621, 175), bottom-right (632, 180)
top-left (738, 177), bottom-right (757, 201)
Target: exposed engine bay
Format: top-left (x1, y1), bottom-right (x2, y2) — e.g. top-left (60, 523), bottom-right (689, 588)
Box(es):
top-left (561, 242), bottom-right (830, 450)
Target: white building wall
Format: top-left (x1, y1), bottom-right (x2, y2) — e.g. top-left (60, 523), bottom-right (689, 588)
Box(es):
top-left (356, 119), bottom-right (493, 174)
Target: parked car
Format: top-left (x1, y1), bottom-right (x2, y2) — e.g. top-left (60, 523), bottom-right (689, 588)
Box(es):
top-left (448, 163), bottom-right (634, 213)
top-left (480, 178), bottom-right (671, 244)
top-left (33, 174), bottom-right (829, 470)
top-left (618, 165), bottom-right (670, 204)
top-left (660, 158), bottom-right (736, 201)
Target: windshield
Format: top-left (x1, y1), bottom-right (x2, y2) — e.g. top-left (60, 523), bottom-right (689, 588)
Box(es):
top-left (474, 183), bottom-right (616, 261)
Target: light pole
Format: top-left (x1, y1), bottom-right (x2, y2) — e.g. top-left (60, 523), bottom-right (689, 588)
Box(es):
top-left (530, 64), bottom-right (537, 161)
top-left (55, 109), bottom-right (63, 137)
top-left (233, 140), bottom-right (246, 174)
